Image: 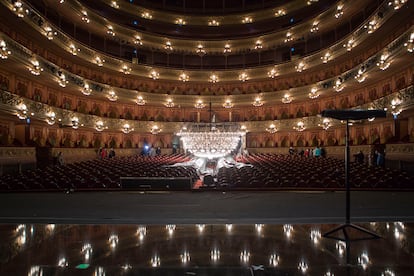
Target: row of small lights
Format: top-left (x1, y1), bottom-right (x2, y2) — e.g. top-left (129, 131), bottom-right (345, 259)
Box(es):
top-left (7, 2), bottom-right (411, 86)
top-left (51, 0), bottom-right (407, 58)
top-left (21, 222), bottom-right (404, 275)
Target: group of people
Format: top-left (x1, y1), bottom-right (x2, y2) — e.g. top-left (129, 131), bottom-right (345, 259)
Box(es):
top-left (289, 146), bottom-right (325, 158)
top-left (98, 147), bottom-right (116, 159)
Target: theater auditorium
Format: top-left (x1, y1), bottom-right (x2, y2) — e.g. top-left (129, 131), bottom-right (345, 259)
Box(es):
top-left (0, 0), bottom-right (414, 275)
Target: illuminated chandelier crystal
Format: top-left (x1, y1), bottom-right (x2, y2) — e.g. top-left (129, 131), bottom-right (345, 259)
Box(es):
top-left (0, 40), bottom-right (11, 59)
top-left (177, 123), bottom-right (246, 159)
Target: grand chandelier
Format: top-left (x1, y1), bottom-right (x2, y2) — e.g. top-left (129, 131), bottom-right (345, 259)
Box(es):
top-left (177, 123), bottom-right (245, 159)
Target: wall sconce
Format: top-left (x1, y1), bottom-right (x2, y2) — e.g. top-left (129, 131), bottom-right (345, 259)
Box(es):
top-left (81, 10), bottom-right (90, 23)
top-left (242, 16), bottom-right (252, 23)
top-left (309, 87), bottom-right (320, 99)
top-left (343, 38), bottom-right (355, 51)
top-left (195, 100), bottom-right (205, 109)
top-left (46, 111), bottom-right (56, 125)
top-left (175, 18), bottom-right (186, 25)
top-left (136, 95), bottom-right (146, 105)
top-left (275, 9), bottom-right (286, 17)
top-left (165, 98), bottom-right (174, 108)
top-left (122, 123), bottom-right (133, 134)
top-left (179, 72), bottom-right (189, 82)
top-left (333, 77), bottom-right (344, 92)
top-left (390, 98), bottom-right (402, 118)
top-left (253, 97), bottom-right (263, 107)
top-left (164, 41), bottom-right (173, 52)
top-left (208, 19), bottom-right (220, 26)
top-left (149, 70), bottom-right (159, 80)
top-left (334, 4), bottom-right (344, 18)
top-left (16, 103), bottom-right (28, 119)
top-left (404, 32), bottom-right (414, 53)
top-left (293, 121), bottom-right (306, 132)
top-left (282, 94), bottom-right (292, 104)
top-left (310, 21), bottom-right (319, 33)
top-left (377, 52), bottom-right (391, 70)
top-left (69, 44), bottom-right (80, 55)
top-left (141, 12), bottom-right (152, 19)
top-left (134, 35), bottom-right (142, 45)
top-left (295, 62), bottom-right (305, 72)
top-left (354, 66), bottom-right (366, 83)
top-left (72, 117), bottom-right (79, 129)
top-left (318, 118), bottom-right (332, 130)
top-left (223, 99), bottom-right (233, 108)
top-left (239, 72), bottom-right (248, 82)
top-left (0, 40), bottom-right (11, 59)
top-left (209, 74), bottom-right (219, 83)
top-left (95, 56), bottom-right (105, 66)
top-left (121, 65), bottom-right (131, 75)
top-left (58, 73), bottom-right (68, 87)
top-left (268, 68), bottom-right (278, 78)
top-left (266, 124), bottom-right (278, 133)
top-left (151, 125), bottom-right (161, 134)
top-left (106, 25), bottom-right (115, 36)
top-left (95, 120), bottom-right (105, 131)
top-left (111, 1), bottom-right (119, 9)
top-left (284, 32), bottom-right (293, 43)
top-left (321, 52), bottom-right (331, 63)
top-left (196, 44), bottom-right (206, 56)
top-left (13, 1), bottom-right (28, 18)
top-left (223, 44), bottom-right (231, 54)
top-left (107, 91), bottom-right (118, 101)
top-left (82, 83), bottom-right (92, 95)
top-left (254, 40), bottom-right (263, 50)
top-left (388, 0), bottom-right (407, 10)
top-left (44, 26), bottom-right (57, 40)
top-left (29, 60), bottom-right (43, 75)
